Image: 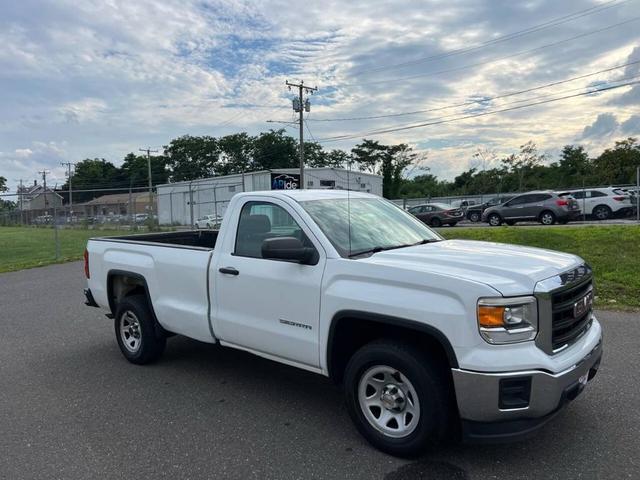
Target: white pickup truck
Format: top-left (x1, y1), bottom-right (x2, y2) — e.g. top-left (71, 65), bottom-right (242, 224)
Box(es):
top-left (84, 190), bottom-right (602, 456)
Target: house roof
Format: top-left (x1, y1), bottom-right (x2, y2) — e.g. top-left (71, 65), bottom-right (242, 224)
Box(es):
top-left (80, 192), bottom-right (154, 205)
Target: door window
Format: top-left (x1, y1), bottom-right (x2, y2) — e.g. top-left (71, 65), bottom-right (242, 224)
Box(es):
top-left (590, 190), bottom-right (607, 198)
top-left (234, 201), bottom-right (313, 259)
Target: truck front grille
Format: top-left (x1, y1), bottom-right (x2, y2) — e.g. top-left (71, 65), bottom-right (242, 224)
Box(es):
top-left (550, 278), bottom-right (593, 351)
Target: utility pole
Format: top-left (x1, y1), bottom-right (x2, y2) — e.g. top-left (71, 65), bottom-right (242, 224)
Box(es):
top-left (15, 179), bottom-right (24, 224)
top-left (38, 170), bottom-right (51, 214)
top-left (286, 80), bottom-right (317, 189)
top-left (61, 162), bottom-right (76, 221)
top-left (139, 147), bottom-right (158, 223)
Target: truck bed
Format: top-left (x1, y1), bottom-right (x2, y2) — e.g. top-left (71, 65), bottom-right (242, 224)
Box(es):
top-left (92, 230), bottom-right (218, 250)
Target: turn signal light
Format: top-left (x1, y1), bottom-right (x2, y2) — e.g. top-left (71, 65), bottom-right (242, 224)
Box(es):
top-left (478, 305), bottom-right (505, 327)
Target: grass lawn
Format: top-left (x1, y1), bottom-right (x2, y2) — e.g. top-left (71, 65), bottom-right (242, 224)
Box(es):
top-left (440, 225), bottom-right (640, 310)
top-left (0, 227), bottom-right (122, 273)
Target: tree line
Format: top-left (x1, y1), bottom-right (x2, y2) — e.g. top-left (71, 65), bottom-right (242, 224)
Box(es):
top-left (2, 132), bottom-right (638, 209)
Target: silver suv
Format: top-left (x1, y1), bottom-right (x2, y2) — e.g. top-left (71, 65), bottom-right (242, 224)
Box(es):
top-left (482, 191), bottom-right (580, 226)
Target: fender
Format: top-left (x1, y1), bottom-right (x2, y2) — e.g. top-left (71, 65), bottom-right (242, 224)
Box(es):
top-left (327, 310), bottom-right (459, 377)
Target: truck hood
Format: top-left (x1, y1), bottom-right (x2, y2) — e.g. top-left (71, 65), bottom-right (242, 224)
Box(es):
top-left (361, 239), bottom-right (582, 296)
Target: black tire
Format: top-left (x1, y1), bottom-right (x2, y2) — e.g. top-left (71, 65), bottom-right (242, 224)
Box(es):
top-left (429, 217), bottom-right (442, 228)
top-left (468, 211), bottom-right (481, 222)
top-left (344, 340), bottom-right (452, 457)
top-left (539, 210), bottom-right (556, 225)
top-left (505, 220), bottom-right (516, 226)
top-left (115, 294), bottom-right (166, 365)
top-left (593, 205), bottom-right (611, 220)
top-left (488, 213), bottom-right (502, 226)
top-left (449, 222), bottom-right (458, 227)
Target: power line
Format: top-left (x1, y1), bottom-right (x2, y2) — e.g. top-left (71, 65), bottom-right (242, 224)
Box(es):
top-left (309, 60), bottom-right (640, 122)
top-left (317, 79), bottom-right (640, 143)
top-left (333, 16), bottom-right (640, 88)
top-left (349, 0), bottom-right (631, 77)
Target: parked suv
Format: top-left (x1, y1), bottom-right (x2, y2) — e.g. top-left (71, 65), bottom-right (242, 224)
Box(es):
top-left (482, 191), bottom-right (580, 226)
top-left (408, 203), bottom-right (464, 227)
top-left (558, 187), bottom-right (635, 220)
top-left (466, 196), bottom-right (515, 222)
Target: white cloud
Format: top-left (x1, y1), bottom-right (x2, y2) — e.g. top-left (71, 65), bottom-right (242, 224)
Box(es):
top-left (1, 0), bottom-right (640, 185)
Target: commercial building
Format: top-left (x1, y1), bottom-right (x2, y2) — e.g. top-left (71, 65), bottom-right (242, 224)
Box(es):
top-left (156, 168), bottom-right (382, 226)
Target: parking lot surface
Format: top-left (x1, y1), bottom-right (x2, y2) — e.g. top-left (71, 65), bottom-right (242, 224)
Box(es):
top-left (1, 262), bottom-right (639, 479)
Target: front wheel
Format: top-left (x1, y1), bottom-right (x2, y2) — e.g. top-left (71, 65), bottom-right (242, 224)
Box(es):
top-left (488, 213), bottom-right (502, 226)
top-left (539, 210), bottom-right (556, 225)
top-left (468, 211), bottom-right (481, 222)
top-left (593, 205), bottom-right (611, 220)
top-left (344, 340), bottom-right (451, 457)
top-left (115, 294), bottom-right (166, 365)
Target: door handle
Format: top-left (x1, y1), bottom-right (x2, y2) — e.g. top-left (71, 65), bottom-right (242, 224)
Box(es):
top-left (219, 267), bottom-right (239, 275)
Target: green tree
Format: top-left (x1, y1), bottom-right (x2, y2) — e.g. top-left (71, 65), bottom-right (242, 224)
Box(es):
top-left (62, 158), bottom-right (121, 203)
top-left (592, 137), bottom-right (640, 185)
top-left (351, 140), bottom-right (415, 197)
top-left (164, 135), bottom-right (219, 182)
top-left (251, 129), bottom-right (298, 170)
top-left (120, 153), bottom-right (169, 187)
top-left (0, 176), bottom-right (7, 193)
top-left (556, 145), bottom-right (591, 188)
top-left (217, 133), bottom-right (252, 175)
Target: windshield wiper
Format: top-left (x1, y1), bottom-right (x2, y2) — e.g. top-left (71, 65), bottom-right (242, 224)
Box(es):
top-left (348, 238), bottom-right (440, 258)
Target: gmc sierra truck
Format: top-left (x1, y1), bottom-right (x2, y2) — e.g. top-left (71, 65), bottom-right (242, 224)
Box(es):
top-left (84, 190), bottom-right (602, 456)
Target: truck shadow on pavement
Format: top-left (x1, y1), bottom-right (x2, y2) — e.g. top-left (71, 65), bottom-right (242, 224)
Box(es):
top-left (44, 333), bottom-right (597, 479)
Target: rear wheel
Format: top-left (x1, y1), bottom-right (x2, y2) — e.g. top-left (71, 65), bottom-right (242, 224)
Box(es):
top-left (539, 210), bottom-right (556, 225)
top-left (115, 294), bottom-right (166, 365)
top-left (593, 205), bottom-right (611, 220)
top-left (429, 217), bottom-right (442, 228)
top-left (488, 213), bottom-right (502, 226)
top-left (344, 340), bottom-right (451, 457)
top-left (468, 211), bottom-right (481, 222)
top-left (505, 220), bottom-right (516, 226)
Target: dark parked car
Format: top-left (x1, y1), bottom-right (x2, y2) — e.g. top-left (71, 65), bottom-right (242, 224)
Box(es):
top-left (482, 191), bottom-right (580, 226)
top-left (408, 203), bottom-right (464, 227)
top-left (465, 195), bottom-right (515, 222)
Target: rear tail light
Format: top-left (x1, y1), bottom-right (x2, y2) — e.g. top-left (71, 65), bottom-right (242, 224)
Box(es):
top-left (556, 199), bottom-right (569, 206)
top-left (613, 196), bottom-right (627, 201)
top-left (84, 249), bottom-right (90, 279)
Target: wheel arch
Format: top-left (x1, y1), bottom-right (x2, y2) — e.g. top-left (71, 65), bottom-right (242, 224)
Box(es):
top-left (326, 310), bottom-right (458, 384)
top-left (107, 269), bottom-right (169, 338)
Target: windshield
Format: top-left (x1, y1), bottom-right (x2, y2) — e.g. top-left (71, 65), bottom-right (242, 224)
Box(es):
top-left (300, 197), bottom-right (441, 258)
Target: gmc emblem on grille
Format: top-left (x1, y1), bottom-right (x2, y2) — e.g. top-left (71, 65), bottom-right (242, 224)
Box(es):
top-left (573, 291), bottom-right (593, 318)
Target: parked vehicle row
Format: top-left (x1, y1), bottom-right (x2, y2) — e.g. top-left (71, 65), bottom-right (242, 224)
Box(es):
top-left (408, 187), bottom-right (637, 226)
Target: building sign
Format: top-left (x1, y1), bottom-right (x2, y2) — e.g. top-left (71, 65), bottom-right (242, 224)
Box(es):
top-left (271, 173), bottom-right (300, 190)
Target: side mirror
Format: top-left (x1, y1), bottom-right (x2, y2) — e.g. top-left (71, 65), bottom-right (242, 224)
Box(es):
top-left (261, 237), bottom-right (317, 265)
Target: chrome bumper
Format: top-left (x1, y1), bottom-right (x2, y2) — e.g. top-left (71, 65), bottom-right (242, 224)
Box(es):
top-left (451, 338), bottom-right (602, 424)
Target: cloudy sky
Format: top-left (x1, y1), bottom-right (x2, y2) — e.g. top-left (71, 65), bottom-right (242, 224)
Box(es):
top-left (1, 0), bottom-right (639, 192)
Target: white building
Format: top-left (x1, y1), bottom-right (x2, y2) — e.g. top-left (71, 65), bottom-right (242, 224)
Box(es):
top-left (156, 168), bottom-right (382, 226)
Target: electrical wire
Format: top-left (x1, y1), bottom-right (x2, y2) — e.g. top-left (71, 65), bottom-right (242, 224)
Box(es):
top-left (317, 79), bottom-right (640, 143)
top-left (349, 0), bottom-right (631, 76)
top-left (309, 60), bottom-right (640, 122)
top-left (332, 16), bottom-right (640, 88)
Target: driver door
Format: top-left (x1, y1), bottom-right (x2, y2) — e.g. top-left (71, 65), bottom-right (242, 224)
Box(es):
top-left (213, 199), bottom-right (324, 368)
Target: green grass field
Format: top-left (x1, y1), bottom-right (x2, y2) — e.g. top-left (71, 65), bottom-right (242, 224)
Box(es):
top-left (1, 224), bottom-right (638, 309)
top-left (439, 225), bottom-right (640, 310)
top-left (0, 227), bottom-right (122, 273)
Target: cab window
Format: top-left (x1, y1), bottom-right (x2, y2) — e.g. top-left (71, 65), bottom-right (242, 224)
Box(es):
top-left (234, 201), bottom-right (314, 259)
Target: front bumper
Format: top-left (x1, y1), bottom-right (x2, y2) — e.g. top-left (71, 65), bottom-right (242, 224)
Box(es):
top-left (451, 337), bottom-right (602, 442)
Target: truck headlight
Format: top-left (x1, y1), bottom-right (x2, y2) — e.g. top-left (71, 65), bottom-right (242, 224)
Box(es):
top-left (477, 296), bottom-right (538, 344)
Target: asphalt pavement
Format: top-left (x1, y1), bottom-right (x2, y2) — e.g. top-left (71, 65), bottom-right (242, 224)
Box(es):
top-left (1, 262), bottom-right (639, 479)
